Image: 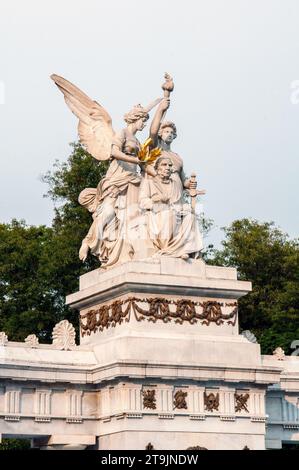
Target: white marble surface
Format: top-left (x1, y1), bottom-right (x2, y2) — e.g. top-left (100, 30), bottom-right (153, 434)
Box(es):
top-left (0, 260), bottom-right (298, 449)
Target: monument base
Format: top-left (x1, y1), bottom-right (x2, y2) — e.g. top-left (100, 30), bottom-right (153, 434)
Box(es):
top-left (64, 258), bottom-right (281, 450)
top-left (0, 258), bottom-right (296, 450)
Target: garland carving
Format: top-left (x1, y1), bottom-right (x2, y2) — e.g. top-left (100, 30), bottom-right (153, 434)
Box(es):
top-left (80, 297), bottom-right (237, 336)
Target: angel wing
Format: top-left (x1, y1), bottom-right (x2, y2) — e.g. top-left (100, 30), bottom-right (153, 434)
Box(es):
top-left (51, 74), bottom-right (114, 161)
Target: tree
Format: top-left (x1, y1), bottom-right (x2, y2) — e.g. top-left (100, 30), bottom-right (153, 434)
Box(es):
top-left (0, 143), bottom-right (107, 341)
top-left (209, 219), bottom-right (299, 354)
top-left (41, 142), bottom-right (108, 320)
top-left (0, 220), bottom-right (57, 340)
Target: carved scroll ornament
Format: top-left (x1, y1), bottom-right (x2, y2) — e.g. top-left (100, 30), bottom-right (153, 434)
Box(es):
top-left (80, 297), bottom-right (237, 336)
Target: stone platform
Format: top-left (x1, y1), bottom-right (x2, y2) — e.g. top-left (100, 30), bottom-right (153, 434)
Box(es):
top-left (0, 258), bottom-right (298, 450)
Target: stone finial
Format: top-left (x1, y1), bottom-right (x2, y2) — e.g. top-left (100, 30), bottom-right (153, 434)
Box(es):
top-left (0, 332), bottom-right (8, 346)
top-left (25, 334), bottom-right (39, 348)
top-left (273, 347), bottom-right (285, 361)
top-left (241, 330), bottom-right (257, 343)
top-left (52, 320), bottom-right (76, 350)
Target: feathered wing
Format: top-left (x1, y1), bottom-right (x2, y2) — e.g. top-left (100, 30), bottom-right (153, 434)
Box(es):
top-left (51, 74), bottom-right (114, 161)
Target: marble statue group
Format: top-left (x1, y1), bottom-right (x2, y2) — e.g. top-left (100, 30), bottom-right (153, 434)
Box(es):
top-left (51, 73), bottom-right (205, 268)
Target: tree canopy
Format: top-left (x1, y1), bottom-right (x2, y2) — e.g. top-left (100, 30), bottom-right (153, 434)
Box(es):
top-left (209, 219), bottom-right (299, 354)
top-left (0, 143), bottom-right (107, 341)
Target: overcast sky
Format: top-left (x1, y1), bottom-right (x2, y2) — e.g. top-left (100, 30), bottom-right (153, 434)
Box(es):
top-left (0, 0), bottom-right (298, 247)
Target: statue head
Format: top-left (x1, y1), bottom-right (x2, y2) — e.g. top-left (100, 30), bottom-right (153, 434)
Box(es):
top-left (124, 104), bottom-right (149, 131)
top-left (158, 121), bottom-right (177, 145)
top-left (154, 156), bottom-right (173, 180)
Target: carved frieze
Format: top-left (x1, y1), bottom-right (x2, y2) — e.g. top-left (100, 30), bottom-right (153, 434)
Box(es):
top-left (80, 297), bottom-right (238, 336)
top-left (142, 390), bottom-right (156, 410)
top-left (235, 393), bottom-right (249, 413)
top-left (204, 392), bottom-right (219, 412)
top-left (173, 390), bottom-right (188, 410)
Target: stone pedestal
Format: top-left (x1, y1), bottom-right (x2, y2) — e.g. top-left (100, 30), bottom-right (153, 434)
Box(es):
top-left (65, 258), bottom-right (280, 450)
top-left (0, 258), bottom-right (296, 449)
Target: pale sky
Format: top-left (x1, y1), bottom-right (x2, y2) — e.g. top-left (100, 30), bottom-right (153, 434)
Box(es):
top-left (0, 0), bottom-right (298, 247)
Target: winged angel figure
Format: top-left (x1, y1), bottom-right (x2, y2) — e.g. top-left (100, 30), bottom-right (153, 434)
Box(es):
top-left (51, 74), bottom-right (171, 268)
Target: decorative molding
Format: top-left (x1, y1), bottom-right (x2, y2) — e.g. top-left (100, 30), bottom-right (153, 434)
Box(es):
top-left (204, 392), bottom-right (219, 412)
top-left (283, 424), bottom-right (299, 430)
top-left (142, 390), bottom-right (156, 410)
top-left (4, 415), bottom-right (20, 421)
top-left (158, 413), bottom-right (174, 419)
top-left (235, 393), bottom-right (250, 413)
top-left (67, 391), bottom-right (83, 417)
top-left (251, 416), bottom-right (266, 423)
top-left (35, 390), bottom-right (51, 416)
top-left (66, 418), bottom-right (83, 424)
top-left (25, 334), bottom-right (39, 348)
top-left (0, 332), bottom-right (8, 346)
top-left (80, 297), bottom-right (238, 335)
top-left (126, 413), bottom-right (143, 419)
top-left (5, 390), bottom-right (20, 414)
top-left (52, 320), bottom-right (76, 350)
top-left (189, 414), bottom-right (206, 420)
top-left (173, 390), bottom-right (188, 410)
top-left (220, 415), bottom-right (235, 421)
top-left (35, 417), bottom-right (51, 423)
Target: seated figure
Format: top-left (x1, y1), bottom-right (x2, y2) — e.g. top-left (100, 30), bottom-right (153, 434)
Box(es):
top-left (138, 157), bottom-right (203, 259)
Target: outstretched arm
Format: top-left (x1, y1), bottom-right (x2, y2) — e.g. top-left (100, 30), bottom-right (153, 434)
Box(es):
top-left (149, 98), bottom-right (170, 146)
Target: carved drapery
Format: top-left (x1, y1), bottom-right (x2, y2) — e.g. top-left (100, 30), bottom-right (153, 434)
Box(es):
top-left (80, 297), bottom-right (238, 336)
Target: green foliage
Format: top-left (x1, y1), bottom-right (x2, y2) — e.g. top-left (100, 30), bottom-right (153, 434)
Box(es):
top-left (41, 142), bottom-right (108, 320)
top-left (209, 219), bottom-right (299, 354)
top-left (0, 220), bottom-right (58, 340)
top-left (0, 143), bottom-right (107, 341)
top-left (0, 439), bottom-right (30, 450)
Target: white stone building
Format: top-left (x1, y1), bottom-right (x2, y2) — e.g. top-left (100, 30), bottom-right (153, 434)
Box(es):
top-left (0, 259), bottom-right (298, 450)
